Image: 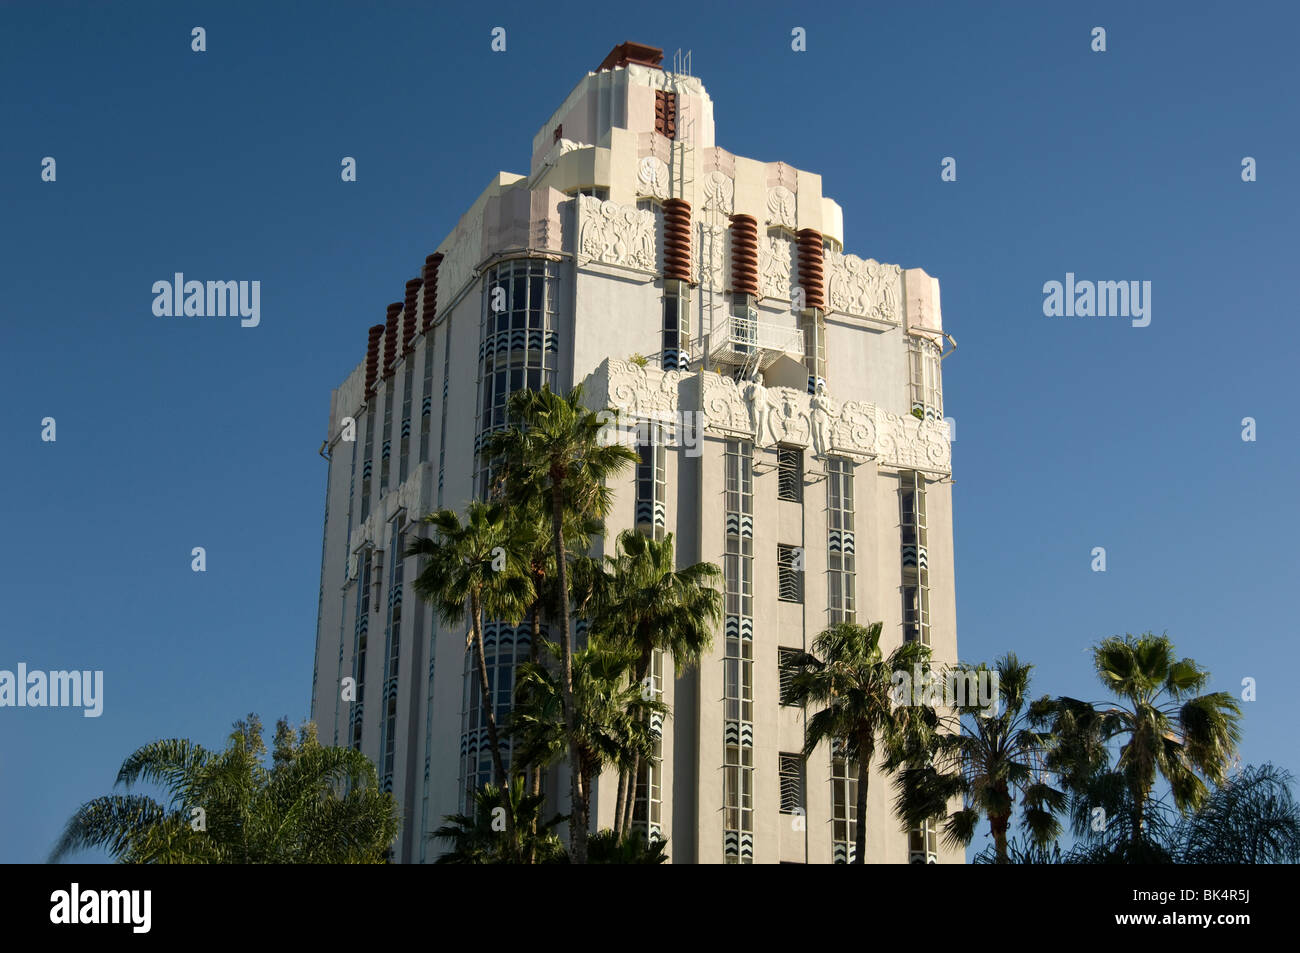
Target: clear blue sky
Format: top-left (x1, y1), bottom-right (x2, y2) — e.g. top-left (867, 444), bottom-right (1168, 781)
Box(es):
top-left (2, 0), bottom-right (1297, 863)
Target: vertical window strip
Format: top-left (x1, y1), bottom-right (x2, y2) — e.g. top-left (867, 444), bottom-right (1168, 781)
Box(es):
top-left (380, 386), bottom-right (393, 495)
top-left (831, 746), bottom-right (859, 864)
top-left (420, 337), bottom-right (434, 463)
top-left (378, 523), bottom-right (405, 792)
top-left (662, 281), bottom-right (691, 371)
top-left (827, 457), bottom-right (856, 625)
top-left (350, 549), bottom-right (372, 751)
top-left (360, 409), bottom-right (375, 520)
top-left (399, 361), bottom-right (414, 483)
top-left (475, 259), bottom-right (560, 497)
top-left (723, 438), bottom-right (754, 863)
top-left (908, 339), bottom-right (943, 421)
top-left (635, 435), bottom-right (667, 541)
top-left (900, 471), bottom-right (930, 646)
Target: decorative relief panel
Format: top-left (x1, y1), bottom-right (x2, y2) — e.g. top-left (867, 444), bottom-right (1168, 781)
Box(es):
top-left (758, 234), bottom-right (793, 300)
top-left (825, 252), bottom-right (902, 323)
top-left (347, 464), bottom-right (430, 557)
top-left (576, 195), bottom-right (656, 272)
top-left (766, 186), bottom-right (797, 230)
top-left (587, 359), bottom-right (951, 473)
top-left (698, 222), bottom-right (727, 289)
top-left (702, 171), bottom-right (735, 215)
top-left (637, 156), bottom-right (671, 200)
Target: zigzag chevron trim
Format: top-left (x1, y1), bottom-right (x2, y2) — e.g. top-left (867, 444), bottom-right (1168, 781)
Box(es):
top-left (724, 615), bottom-right (754, 641)
top-left (829, 530), bottom-right (856, 554)
top-left (725, 512), bottom-right (754, 538)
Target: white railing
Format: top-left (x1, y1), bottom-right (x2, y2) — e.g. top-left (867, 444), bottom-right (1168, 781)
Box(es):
top-left (711, 316), bottom-right (804, 364)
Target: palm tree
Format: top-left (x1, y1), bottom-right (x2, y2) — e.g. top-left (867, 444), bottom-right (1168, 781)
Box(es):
top-left (1049, 632), bottom-right (1242, 858)
top-left (585, 530), bottom-right (722, 834)
top-left (431, 777), bottom-right (567, 864)
top-left (407, 501), bottom-right (533, 845)
top-left (481, 384), bottom-right (639, 863)
top-left (780, 621), bottom-right (933, 863)
top-left (511, 637), bottom-right (664, 847)
top-left (587, 828), bottom-right (670, 864)
top-left (895, 654), bottom-right (1064, 863)
top-left (1178, 763), bottom-right (1300, 864)
top-left (51, 715), bottom-right (398, 863)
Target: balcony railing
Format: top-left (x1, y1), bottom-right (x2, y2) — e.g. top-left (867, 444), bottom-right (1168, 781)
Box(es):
top-left (709, 316), bottom-right (804, 368)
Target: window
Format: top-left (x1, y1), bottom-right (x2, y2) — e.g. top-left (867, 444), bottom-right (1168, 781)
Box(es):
top-left (778, 544), bottom-right (803, 603)
top-left (380, 385), bottom-right (393, 496)
top-left (359, 408), bottom-right (375, 520)
top-left (477, 259), bottom-right (560, 496)
top-left (802, 313), bottom-right (826, 394)
top-left (827, 456), bottom-right (856, 625)
top-left (636, 436), bottom-right (666, 540)
top-left (568, 186), bottom-right (609, 201)
top-left (350, 548), bottom-right (373, 751)
top-left (910, 822), bottom-right (939, 863)
top-left (379, 526), bottom-right (405, 786)
top-left (778, 647), bottom-right (800, 705)
top-left (552, 123), bottom-right (562, 143)
top-left (779, 754), bottom-right (805, 815)
top-left (419, 337), bottom-right (435, 462)
top-left (831, 745), bottom-right (858, 863)
top-left (654, 90), bottom-right (677, 139)
top-left (777, 446), bottom-right (803, 502)
top-left (662, 280), bottom-right (690, 370)
top-left (900, 471), bottom-right (930, 646)
top-left (908, 338), bottom-right (943, 421)
top-left (723, 742), bottom-right (753, 862)
top-left (399, 362), bottom-right (414, 483)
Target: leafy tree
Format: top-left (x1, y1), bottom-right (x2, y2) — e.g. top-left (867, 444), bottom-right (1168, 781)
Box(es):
top-left (481, 385), bottom-right (638, 862)
top-left (511, 638), bottom-right (664, 847)
top-left (896, 654), bottom-right (1064, 863)
top-left (1049, 632), bottom-right (1242, 858)
top-left (407, 501), bottom-right (533, 844)
top-left (51, 715), bottom-right (398, 863)
top-left (587, 828), bottom-right (669, 864)
top-left (780, 621), bottom-right (933, 864)
top-left (431, 778), bottom-right (566, 864)
top-left (584, 530), bottom-right (721, 835)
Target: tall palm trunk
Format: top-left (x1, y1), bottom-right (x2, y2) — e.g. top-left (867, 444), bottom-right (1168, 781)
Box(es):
top-left (469, 591), bottom-right (515, 847)
top-left (991, 780), bottom-right (1011, 863)
top-left (550, 479), bottom-right (587, 864)
top-left (854, 741), bottom-right (872, 864)
top-left (619, 648), bottom-right (654, 837)
top-left (614, 768), bottom-right (629, 836)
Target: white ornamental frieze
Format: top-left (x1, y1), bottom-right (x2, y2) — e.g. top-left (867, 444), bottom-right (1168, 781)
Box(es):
top-left (766, 186), bottom-right (797, 229)
top-left (825, 252), bottom-right (902, 322)
top-left (701, 171), bottom-right (735, 215)
top-left (577, 196), bottom-right (656, 272)
top-left (637, 156), bottom-right (671, 200)
top-left (759, 234), bottom-right (793, 300)
top-left (587, 359), bottom-right (950, 474)
top-left (605, 359), bottom-right (689, 422)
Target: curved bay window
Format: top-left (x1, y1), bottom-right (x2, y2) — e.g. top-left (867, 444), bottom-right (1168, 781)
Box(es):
top-left (476, 259), bottom-right (560, 497)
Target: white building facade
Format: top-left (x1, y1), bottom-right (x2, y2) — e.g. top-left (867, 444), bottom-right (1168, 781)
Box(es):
top-left (311, 43), bottom-right (958, 864)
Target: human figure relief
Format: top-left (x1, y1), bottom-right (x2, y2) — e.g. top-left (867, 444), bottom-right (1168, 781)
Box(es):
top-left (742, 365), bottom-right (773, 447)
top-left (810, 380), bottom-right (833, 458)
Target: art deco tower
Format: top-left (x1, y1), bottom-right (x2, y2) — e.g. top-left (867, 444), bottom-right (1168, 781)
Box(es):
top-left (311, 42), bottom-right (957, 863)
